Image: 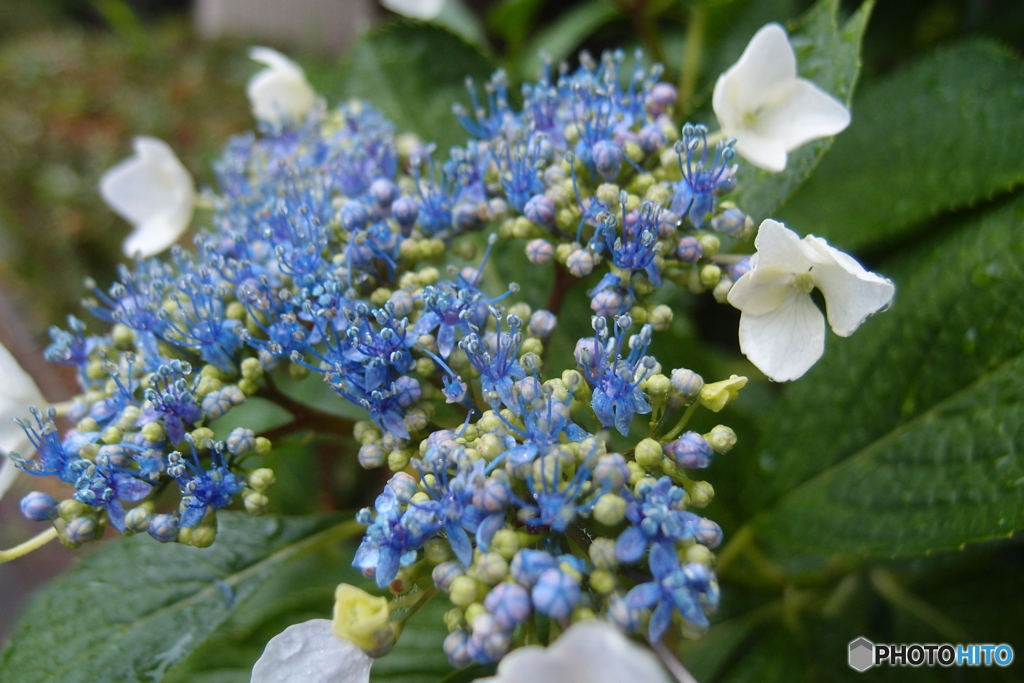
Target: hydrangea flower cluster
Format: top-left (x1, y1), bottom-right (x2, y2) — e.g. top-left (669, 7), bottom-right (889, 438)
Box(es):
top-left (1, 23), bottom-right (895, 681)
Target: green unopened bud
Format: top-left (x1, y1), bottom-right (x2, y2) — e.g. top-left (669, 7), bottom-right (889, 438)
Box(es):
top-left (111, 323), bottom-right (135, 347)
top-left (634, 438), bottom-right (663, 469)
top-left (191, 427), bottom-right (216, 450)
top-left (124, 503), bottom-right (155, 534)
top-left (596, 183), bottom-right (620, 206)
top-left (589, 538), bottom-right (618, 570)
top-left (648, 304), bottom-right (673, 331)
top-left (687, 480), bottom-right (714, 508)
top-left (471, 552), bottom-right (509, 585)
top-left (686, 544), bottom-right (713, 565)
top-left (225, 300), bottom-right (247, 321)
top-left (697, 234), bottom-right (720, 258)
top-left (699, 375), bottom-right (747, 412)
top-left (425, 537), bottom-right (453, 565)
top-left (237, 378), bottom-right (258, 396)
top-left (490, 528), bottom-right (520, 560)
top-left (333, 584), bottom-right (391, 651)
top-left (248, 468), bottom-right (276, 493)
top-left (100, 426), bottom-right (122, 445)
top-left (449, 576), bottom-right (481, 607)
top-left (476, 433), bottom-right (504, 461)
top-left (370, 287), bottom-right (392, 307)
top-left (641, 374), bottom-right (670, 400)
top-left (255, 436), bottom-right (272, 457)
top-left (644, 181), bottom-right (670, 206)
top-left (244, 490), bottom-right (270, 516)
top-left (354, 421), bottom-right (382, 444)
top-left (593, 493), bottom-right (626, 526)
top-left (628, 305), bottom-right (648, 325)
top-left (626, 460), bottom-right (645, 486)
top-left (417, 267), bottom-right (440, 286)
top-left (181, 523), bottom-right (217, 548)
top-left (590, 569), bottom-right (617, 594)
top-left (700, 263), bottom-right (722, 288)
top-left (444, 607), bottom-right (465, 633)
top-left (195, 375), bottom-right (222, 397)
top-left (464, 602), bottom-right (486, 626)
top-left (554, 242), bottom-right (574, 264)
top-left (388, 449), bottom-right (411, 472)
top-left (705, 425), bottom-right (737, 454)
top-left (76, 417), bottom-right (100, 434)
top-left (116, 406), bottom-right (140, 432)
top-left (519, 337), bottom-right (543, 357)
top-left (58, 499), bottom-right (89, 521)
top-left (661, 457), bottom-right (678, 477)
top-left (629, 173), bottom-right (655, 196)
top-left (141, 421), bottom-right (166, 443)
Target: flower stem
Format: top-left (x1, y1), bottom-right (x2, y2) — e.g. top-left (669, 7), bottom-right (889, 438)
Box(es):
top-left (648, 634), bottom-right (699, 683)
top-left (659, 401), bottom-right (700, 443)
top-left (714, 523), bottom-right (753, 575)
top-left (870, 569), bottom-right (970, 643)
top-left (0, 527), bottom-right (59, 564)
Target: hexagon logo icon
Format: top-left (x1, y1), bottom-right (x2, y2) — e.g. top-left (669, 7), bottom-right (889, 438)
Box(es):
top-left (849, 637), bottom-right (874, 672)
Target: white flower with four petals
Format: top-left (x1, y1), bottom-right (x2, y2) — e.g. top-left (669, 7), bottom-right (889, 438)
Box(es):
top-left (728, 219), bottom-right (895, 382)
top-left (713, 22), bottom-right (851, 172)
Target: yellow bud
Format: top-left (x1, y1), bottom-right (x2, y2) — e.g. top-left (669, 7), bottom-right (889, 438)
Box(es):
top-left (248, 468), bottom-right (276, 493)
top-left (449, 576), bottom-right (481, 607)
top-left (699, 375), bottom-right (748, 412)
top-left (332, 584), bottom-right (391, 651)
top-left (593, 493), bottom-right (626, 526)
top-left (634, 438), bottom-right (663, 469)
top-left (590, 569), bottom-right (617, 594)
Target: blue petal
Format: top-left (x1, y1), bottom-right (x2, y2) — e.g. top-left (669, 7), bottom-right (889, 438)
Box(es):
top-left (475, 512), bottom-right (506, 552)
top-left (648, 601), bottom-right (674, 643)
top-left (648, 542), bottom-right (679, 579)
top-left (377, 545), bottom-right (400, 587)
top-left (615, 525), bottom-right (649, 564)
top-left (446, 521), bottom-right (474, 568)
top-left (506, 443), bottom-right (539, 466)
top-left (625, 581), bottom-right (662, 610)
top-left (180, 503), bottom-right (207, 528)
top-left (438, 324), bottom-right (456, 358)
top-left (106, 500), bottom-right (127, 532)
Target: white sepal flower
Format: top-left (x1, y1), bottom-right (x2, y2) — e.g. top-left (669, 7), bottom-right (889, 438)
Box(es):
top-left (727, 219), bottom-right (894, 382)
top-left (381, 0), bottom-right (445, 20)
top-left (247, 47), bottom-right (317, 125)
top-left (712, 23), bottom-right (851, 172)
top-left (251, 619), bottom-right (372, 683)
top-left (100, 136), bottom-right (196, 258)
top-left (474, 620), bottom-right (670, 683)
top-left (0, 340), bottom-right (45, 502)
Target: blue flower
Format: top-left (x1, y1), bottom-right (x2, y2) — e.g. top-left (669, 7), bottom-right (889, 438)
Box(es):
top-left (577, 315), bottom-right (655, 435)
top-left (625, 542), bottom-right (717, 641)
top-left (460, 313), bottom-right (525, 413)
top-left (167, 440), bottom-right (245, 528)
top-left (140, 361), bottom-right (202, 444)
top-left (672, 124), bottom-right (737, 228)
top-left (354, 485), bottom-right (436, 588)
top-left (614, 477), bottom-right (707, 564)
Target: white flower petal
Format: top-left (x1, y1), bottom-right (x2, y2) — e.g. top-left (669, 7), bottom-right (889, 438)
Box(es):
top-left (754, 79), bottom-right (851, 152)
top-left (727, 264), bottom-right (795, 316)
top-left (713, 22), bottom-right (850, 171)
top-left (247, 47), bottom-right (317, 125)
top-left (732, 130), bottom-right (789, 173)
top-left (100, 137), bottom-right (196, 258)
top-left (713, 23), bottom-right (796, 125)
top-left (751, 219), bottom-right (815, 271)
top-left (475, 620), bottom-right (670, 683)
top-left (738, 289), bottom-right (825, 382)
top-left (803, 235), bottom-right (895, 337)
top-left (251, 619), bottom-right (372, 683)
top-left (381, 0), bottom-right (445, 20)
top-left (0, 340), bottom-right (45, 502)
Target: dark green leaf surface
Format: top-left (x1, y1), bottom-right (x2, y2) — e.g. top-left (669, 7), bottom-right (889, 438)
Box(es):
top-left (729, 0), bottom-right (872, 222)
top-left (333, 23), bottom-right (494, 154)
top-left (778, 41), bottom-right (1024, 249)
top-left (0, 513), bottom-right (355, 683)
top-left (746, 195), bottom-right (1024, 561)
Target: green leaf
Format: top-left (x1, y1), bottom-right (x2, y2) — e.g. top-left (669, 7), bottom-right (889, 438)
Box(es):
top-left (0, 513), bottom-right (361, 683)
top-left (518, 0), bottom-right (622, 78)
top-left (777, 40), bottom-right (1024, 250)
top-left (746, 194), bottom-right (1024, 562)
top-left (271, 368), bottom-right (371, 422)
top-left (208, 396), bottom-right (294, 440)
top-left (729, 0), bottom-right (873, 221)
top-left (331, 22), bottom-right (494, 154)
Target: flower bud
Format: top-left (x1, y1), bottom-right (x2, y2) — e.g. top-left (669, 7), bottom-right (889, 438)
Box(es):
top-left (124, 503), bottom-right (154, 534)
top-left (20, 491), bottom-right (59, 521)
top-left (65, 516), bottom-right (98, 545)
top-left (226, 427), bottom-right (257, 456)
top-left (566, 249), bottom-right (594, 277)
top-left (531, 568), bottom-right (579, 620)
top-left (244, 490), bottom-right (270, 516)
top-left (592, 140), bottom-right (624, 181)
top-left (433, 561), bottom-right (464, 591)
top-left (248, 468), bottom-right (276, 493)
top-left (590, 569), bottom-right (617, 594)
top-left (484, 582), bottom-right (531, 630)
top-left (699, 375), bottom-right (747, 412)
top-left (333, 584), bottom-right (391, 651)
top-left (588, 538), bottom-right (618, 570)
top-left (665, 431), bottom-right (714, 469)
top-left (700, 263), bottom-right (722, 288)
top-left (687, 480), bottom-right (714, 508)
top-left (676, 236), bottom-right (702, 263)
top-left (528, 310), bottom-right (557, 338)
top-left (671, 368), bottom-right (703, 398)
top-left (140, 421), bottom-right (166, 443)
top-left (449, 576), bottom-right (483, 607)
top-left (524, 195), bottom-right (555, 226)
top-left (705, 424), bottom-right (737, 454)
top-left (472, 553), bottom-right (509, 585)
top-left (489, 529), bottom-right (520, 560)
top-left (148, 513), bottom-right (179, 543)
top-left (593, 493), bottom-right (626, 526)
top-left (634, 438), bottom-right (663, 469)
top-left (697, 233), bottom-right (720, 258)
